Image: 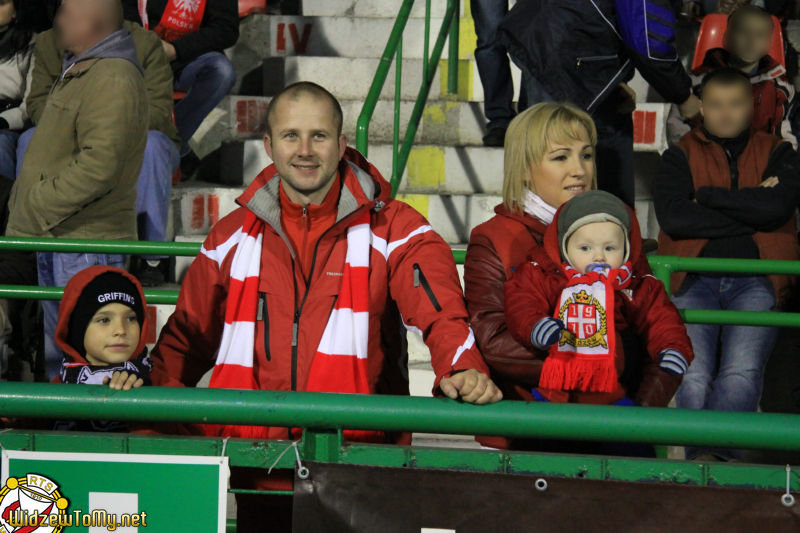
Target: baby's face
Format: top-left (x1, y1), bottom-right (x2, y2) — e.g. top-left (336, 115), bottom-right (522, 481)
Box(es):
top-left (565, 221), bottom-right (625, 274)
top-left (727, 15), bottom-right (773, 66)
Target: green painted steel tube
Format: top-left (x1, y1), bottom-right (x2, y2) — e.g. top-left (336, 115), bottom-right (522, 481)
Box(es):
top-left (0, 237), bottom-right (201, 256)
top-left (648, 255), bottom-right (800, 275)
top-left (355, 0), bottom-right (415, 157)
top-left (2, 382), bottom-right (800, 451)
top-left (0, 285), bottom-right (180, 305)
top-left (680, 309), bottom-right (800, 327)
top-left (391, 0), bottom-right (458, 195)
top-left (447, 0), bottom-right (459, 95)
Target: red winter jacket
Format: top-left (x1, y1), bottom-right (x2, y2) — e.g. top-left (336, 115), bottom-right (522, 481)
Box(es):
top-left (151, 148), bottom-right (489, 439)
top-left (504, 204), bottom-right (693, 405)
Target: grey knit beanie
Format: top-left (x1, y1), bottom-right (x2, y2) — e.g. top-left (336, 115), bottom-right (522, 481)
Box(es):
top-left (557, 190), bottom-right (631, 264)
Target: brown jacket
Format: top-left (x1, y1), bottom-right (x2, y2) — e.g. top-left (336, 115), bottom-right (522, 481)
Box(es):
top-left (465, 205), bottom-right (548, 397)
top-left (27, 21), bottom-right (178, 144)
top-left (7, 30), bottom-right (148, 240)
top-left (658, 128), bottom-right (798, 305)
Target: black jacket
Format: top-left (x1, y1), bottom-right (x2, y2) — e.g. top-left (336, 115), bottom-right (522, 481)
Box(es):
top-left (122, 0), bottom-right (239, 71)
top-left (654, 131), bottom-right (800, 260)
top-left (497, 0), bottom-right (691, 113)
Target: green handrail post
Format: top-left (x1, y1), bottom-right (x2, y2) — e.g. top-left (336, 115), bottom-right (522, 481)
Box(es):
top-left (355, 0), bottom-right (460, 195)
top-left (355, 0), bottom-right (415, 158)
top-left (423, 0), bottom-right (431, 76)
top-left (393, 36), bottom-right (403, 180)
top-left (302, 429), bottom-right (344, 463)
top-left (447, 0), bottom-right (460, 95)
top-left (391, 0), bottom-right (459, 195)
top-left (648, 256), bottom-right (673, 294)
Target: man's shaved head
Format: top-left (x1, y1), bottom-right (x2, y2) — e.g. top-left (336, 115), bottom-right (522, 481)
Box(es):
top-left (57, 0), bottom-right (123, 55)
top-left (266, 82), bottom-right (343, 138)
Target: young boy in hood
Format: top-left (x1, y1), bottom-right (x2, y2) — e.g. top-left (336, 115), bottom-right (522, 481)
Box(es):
top-left (505, 191), bottom-right (693, 405)
top-left (57, 266), bottom-right (151, 392)
top-left (668, 6), bottom-right (795, 146)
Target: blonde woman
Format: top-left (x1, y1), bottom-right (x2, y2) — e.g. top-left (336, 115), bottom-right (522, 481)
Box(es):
top-left (465, 103), bottom-right (595, 427)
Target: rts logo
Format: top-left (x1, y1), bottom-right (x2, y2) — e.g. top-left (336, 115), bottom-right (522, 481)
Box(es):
top-left (0, 474), bottom-right (69, 533)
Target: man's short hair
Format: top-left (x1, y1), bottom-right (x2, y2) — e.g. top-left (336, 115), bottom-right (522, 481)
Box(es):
top-left (265, 81), bottom-right (344, 137)
top-left (728, 5), bottom-right (773, 33)
top-left (699, 67), bottom-right (753, 99)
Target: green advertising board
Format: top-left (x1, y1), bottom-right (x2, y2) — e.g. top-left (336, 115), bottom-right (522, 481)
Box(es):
top-left (0, 450), bottom-right (228, 533)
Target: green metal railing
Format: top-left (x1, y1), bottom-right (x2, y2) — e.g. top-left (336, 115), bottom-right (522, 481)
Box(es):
top-left (648, 255), bottom-right (800, 327)
top-left (3, 382), bottom-right (800, 452)
top-left (0, 237), bottom-right (799, 328)
top-left (355, 0), bottom-right (460, 196)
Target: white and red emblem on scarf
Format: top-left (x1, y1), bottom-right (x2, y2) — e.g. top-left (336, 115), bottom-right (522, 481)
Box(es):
top-left (138, 0), bottom-right (207, 42)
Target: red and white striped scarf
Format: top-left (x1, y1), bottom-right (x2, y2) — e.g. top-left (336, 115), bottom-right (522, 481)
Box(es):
top-left (205, 209), bottom-right (373, 438)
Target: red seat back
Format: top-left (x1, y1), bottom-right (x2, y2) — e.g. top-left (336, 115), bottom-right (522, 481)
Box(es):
top-left (691, 13), bottom-right (784, 72)
top-left (239, 0), bottom-right (267, 18)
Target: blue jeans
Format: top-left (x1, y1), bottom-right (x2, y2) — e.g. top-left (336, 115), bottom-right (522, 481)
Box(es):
top-left (174, 52), bottom-right (236, 156)
top-left (38, 252), bottom-right (127, 380)
top-left (137, 131), bottom-right (180, 259)
top-left (673, 275), bottom-right (778, 459)
top-left (471, 0), bottom-right (526, 130)
top-left (0, 129), bottom-right (19, 179)
top-left (18, 128), bottom-right (176, 254)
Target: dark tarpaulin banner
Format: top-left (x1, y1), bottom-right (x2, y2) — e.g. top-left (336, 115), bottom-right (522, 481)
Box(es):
top-left (292, 462), bottom-right (800, 532)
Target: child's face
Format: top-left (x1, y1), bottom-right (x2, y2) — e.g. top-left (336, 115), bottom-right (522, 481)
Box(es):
top-left (83, 303), bottom-right (140, 366)
top-left (565, 221), bottom-right (626, 274)
top-left (726, 15), bottom-right (773, 66)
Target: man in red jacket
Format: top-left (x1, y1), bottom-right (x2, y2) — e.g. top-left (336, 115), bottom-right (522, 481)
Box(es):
top-left (151, 82), bottom-right (502, 439)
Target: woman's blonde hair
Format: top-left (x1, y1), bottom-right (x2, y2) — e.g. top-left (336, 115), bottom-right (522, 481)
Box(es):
top-left (502, 102), bottom-right (598, 213)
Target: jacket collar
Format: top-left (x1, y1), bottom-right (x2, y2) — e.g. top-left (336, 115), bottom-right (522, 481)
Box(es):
top-left (61, 29), bottom-right (143, 80)
top-left (696, 47), bottom-right (786, 80)
top-left (240, 147), bottom-right (388, 255)
top-left (494, 203), bottom-right (548, 240)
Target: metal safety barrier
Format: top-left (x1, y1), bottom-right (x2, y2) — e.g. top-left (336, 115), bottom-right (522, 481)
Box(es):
top-left (3, 382), bottom-right (800, 451)
top-left (355, 0), bottom-right (460, 196)
top-left (0, 237), bottom-right (799, 328)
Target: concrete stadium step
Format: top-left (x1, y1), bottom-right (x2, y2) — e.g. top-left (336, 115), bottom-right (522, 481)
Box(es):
top-left (233, 14), bottom-right (454, 60)
top-left (215, 138), bottom-right (504, 193)
top-left (208, 95), bottom-right (490, 147)
top-left (170, 180), bottom-right (501, 244)
top-left (255, 55), bottom-right (514, 103)
top-left (301, 0), bottom-right (467, 19)
top-left (213, 131), bottom-right (666, 195)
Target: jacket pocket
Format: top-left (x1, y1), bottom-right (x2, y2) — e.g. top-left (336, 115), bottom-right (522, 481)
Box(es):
top-left (575, 54), bottom-right (619, 67)
top-left (258, 292), bottom-right (271, 361)
top-left (413, 263), bottom-right (442, 312)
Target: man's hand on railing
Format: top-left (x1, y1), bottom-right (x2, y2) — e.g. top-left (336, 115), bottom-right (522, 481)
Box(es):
top-left (440, 370), bottom-right (503, 405)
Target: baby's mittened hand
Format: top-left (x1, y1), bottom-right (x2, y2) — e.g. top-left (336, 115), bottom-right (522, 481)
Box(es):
top-left (657, 349), bottom-right (689, 377)
top-left (531, 317), bottom-right (565, 351)
top-left (103, 371), bottom-right (144, 391)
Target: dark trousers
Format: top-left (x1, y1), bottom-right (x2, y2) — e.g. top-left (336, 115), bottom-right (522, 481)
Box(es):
top-left (471, 0), bottom-right (526, 130)
top-left (594, 103), bottom-right (635, 207)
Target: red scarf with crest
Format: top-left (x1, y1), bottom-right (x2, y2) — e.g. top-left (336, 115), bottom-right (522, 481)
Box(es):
top-left (539, 264), bottom-right (632, 394)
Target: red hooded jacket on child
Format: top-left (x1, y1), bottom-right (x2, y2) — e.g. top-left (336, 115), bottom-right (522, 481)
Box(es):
top-left (504, 201), bottom-right (693, 404)
top-left (55, 265), bottom-right (151, 385)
